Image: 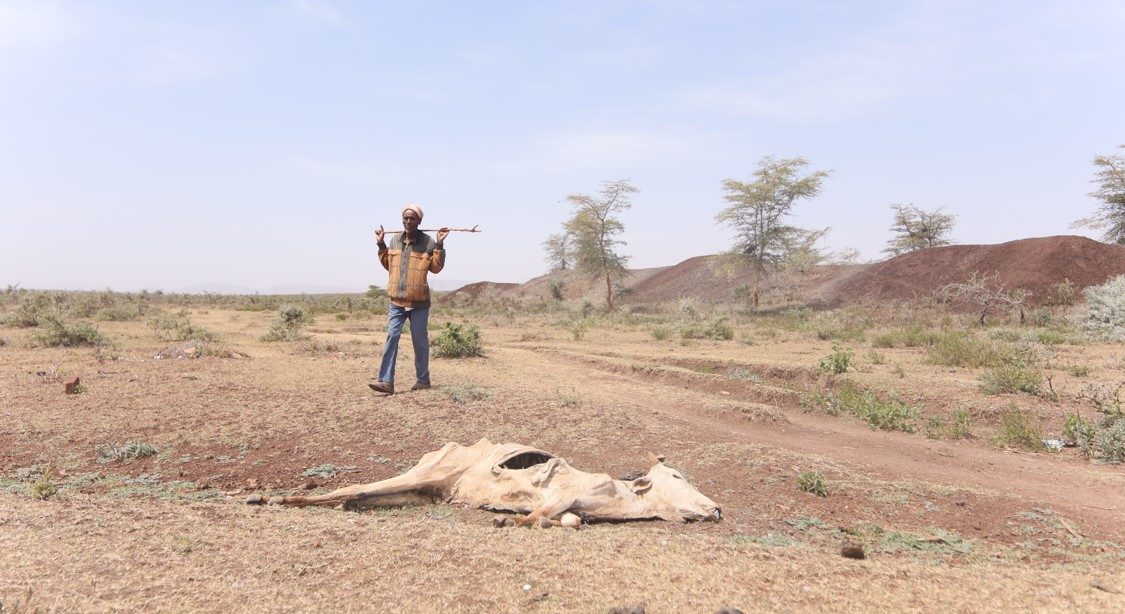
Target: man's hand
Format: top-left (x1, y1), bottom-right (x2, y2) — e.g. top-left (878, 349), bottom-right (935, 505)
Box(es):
top-left (437, 227), bottom-right (450, 243)
top-left (375, 225), bottom-right (385, 244)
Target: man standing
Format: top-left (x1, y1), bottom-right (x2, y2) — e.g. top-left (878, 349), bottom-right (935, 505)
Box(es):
top-left (369, 204), bottom-right (449, 395)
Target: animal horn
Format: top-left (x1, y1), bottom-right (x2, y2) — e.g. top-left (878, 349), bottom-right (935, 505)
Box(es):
top-left (646, 452), bottom-right (666, 466)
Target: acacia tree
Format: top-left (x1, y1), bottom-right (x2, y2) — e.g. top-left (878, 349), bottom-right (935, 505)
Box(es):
top-left (883, 204), bottom-right (956, 256)
top-left (542, 230), bottom-right (575, 273)
top-left (716, 156), bottom-right (831, 308)
top-left (1075, 145), bottom-right (1125, 244)
top-left (563, 179), bottom-right (637, 310)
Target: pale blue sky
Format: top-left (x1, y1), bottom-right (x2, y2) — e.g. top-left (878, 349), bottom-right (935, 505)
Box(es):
top-left (2, 0), bottom-right (1123, 292)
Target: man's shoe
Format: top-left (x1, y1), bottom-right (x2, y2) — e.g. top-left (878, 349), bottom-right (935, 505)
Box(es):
top-left (410, 382), bottom-right (432, 391)
top-left (368, 381), bottom-right (394, 395)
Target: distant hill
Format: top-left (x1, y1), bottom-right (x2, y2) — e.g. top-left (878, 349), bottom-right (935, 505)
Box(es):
top-left (442, 235), bottom-right (1125, 308)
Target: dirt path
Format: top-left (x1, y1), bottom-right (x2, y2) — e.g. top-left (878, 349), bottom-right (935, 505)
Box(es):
top-left (491, 344), bottom-right (1125, 542)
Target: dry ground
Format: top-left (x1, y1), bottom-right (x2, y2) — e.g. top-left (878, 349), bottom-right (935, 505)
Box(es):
top-left (2, 304), bottom-right (1124, 612)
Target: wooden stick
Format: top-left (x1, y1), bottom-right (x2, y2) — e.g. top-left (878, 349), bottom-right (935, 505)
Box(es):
top-left (384, 225), bottom-right (481, 234)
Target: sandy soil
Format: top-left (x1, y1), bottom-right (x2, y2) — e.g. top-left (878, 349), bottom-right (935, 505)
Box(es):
top-left (1, 307), bottom-right (1123, 612)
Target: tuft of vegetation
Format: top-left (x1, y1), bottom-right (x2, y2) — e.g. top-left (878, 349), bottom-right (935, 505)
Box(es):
top-left (444, 383), bottom-right (490, 404)
top-left (301, 463), bottom-right (355, 479)
top-left (802, 381), bottom-right (921, 432)
top-left (262, 304), bottom-right (314, 342)
top-left (98, 441), bottom-right (159, 463)
top-left (30, 467), bottom-right (59, 501)
top-left (796, 471), bottom-right (828, 497)
top-left (979, 364), bottom-right (1043, 395)
top-left (650, 327), bottom-right (671, 341)
top-left (818, 344), bottom-right (853, 374)
top-left (3, 293), bottom-right (52, 327)
top-left (926, 332), bottom-right (1007, 368)
top-left (1081, 274), bottom-right (1125, 340)
top-left (431, 322), bottom-right (484, 358)
top-left (992, 405), bottom-right (1045, 451)
top-left (949, 408), bottom-right (973, 439)
top-left (679, 317), bottom-right (734, 341)
top-left (33, 315), bottom-right (107, 347)
top-left (1087, 420), bottom-right (1125, 463)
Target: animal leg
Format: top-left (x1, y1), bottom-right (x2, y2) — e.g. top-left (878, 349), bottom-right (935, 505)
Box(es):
top-left (513, 495), bottom-right (577, 527)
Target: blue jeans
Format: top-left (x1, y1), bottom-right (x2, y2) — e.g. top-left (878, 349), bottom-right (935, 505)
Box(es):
top-left (377, 304), bottom-right (430, 385)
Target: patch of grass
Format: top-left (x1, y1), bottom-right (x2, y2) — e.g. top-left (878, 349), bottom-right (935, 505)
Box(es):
top-left (650, 327), bottom-right (671, 341)
top-left (925, 415), bottom-right (947, 439)
top-left (733, 533), bottom-right (798, 547)
top-left (97, 441), bottom-right (159, 463)
top-left (679, 317), bottom-right (734, 341)
top-left (301, 464), bottom-right (355, 479)
top-left (32, 315), bottom-right (107, 347)
top-left (30, 467), bottom-right (58, 501)
top-left (554, 387), bottom-right (581, 408)
top-left (818, 344), bottom-right (853, 374)
top-left (992, 405), bottom-right (1046, 451)
top-left (445, 383), bottom-right (490, 404)
top-left (836, 382), bottom-right (921, 432)
top-left (796, 471), bottom-right (828, 497)
top-left (1087, 419), bottom-right (1125, 463)
top-left (979, 364), bottom-right (1043, 395)
top-left (784, 516), bottom-right (829, 530)
top-left (867, 349), bottom-right (886, 365)
top-left (432, 322), bottom-right (484, 357)
top-left (926, 332), bottom-right (1007, 368)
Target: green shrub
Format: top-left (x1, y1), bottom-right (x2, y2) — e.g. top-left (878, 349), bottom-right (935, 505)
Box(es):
top-left (651, 327), bottom-right (671, 341)
top-left (796, 471), bottom-right (828, 497)
top-left (1064, 413), bottom-right (1096, 446)
top-left (979, 365), bottom-right (1043, 395)
top-left (925, 415), bottom-right (947, 439)
top-left (3, 293), bottom-right (51, 327)
top-left (680, 317), bottom-right (734, 341)
top-left (33, 315), bottom-right (106, 347)
top-left (1081, 274), bottom-right (1125, 340)
top-left (867, 350), bottom-right (886, 365)
top-left (432, 322), bottom-right (484, 358)
top-left (949, 408), bottom-right (973, 439)
top-left (992, 406), bottom-right (1045, 451)
top-left (262, 304), bottom-right (313, 342)
top-left (818, 344), bottom-right (853, 374)
top-left (1088, 419), bottom-right (1125, 463)
top-left (806, 381), bottom-right (921, 432)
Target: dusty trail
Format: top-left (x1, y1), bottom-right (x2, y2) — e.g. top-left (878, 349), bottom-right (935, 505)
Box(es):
top-left (491, 344), bottom-right (1125, 542)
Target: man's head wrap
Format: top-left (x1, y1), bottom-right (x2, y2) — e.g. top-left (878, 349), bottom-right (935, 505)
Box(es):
top-left (402, 203), bottom-right (424, 221)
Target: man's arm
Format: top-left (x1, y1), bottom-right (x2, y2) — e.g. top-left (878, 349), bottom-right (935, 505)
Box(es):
top-left (429, 227), bottom-right (448, 273)
top-left (375, 226), bottom-right (391, 271)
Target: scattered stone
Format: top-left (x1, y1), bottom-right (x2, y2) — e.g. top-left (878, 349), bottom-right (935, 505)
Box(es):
top-left (245, 494), bottom-right (264, 505)
top-left (716, 609), bottom-right (744, 614)
top-left (301, 480), bottom-right (317, 490)
top-left (608, 604), bottom-right (645, 614)
top-left (64, 376), bottom-right (81, 394)
top-left (154, 340), bottom-right (204, 360)
top-left (841, 543), bottom-right (866, 560)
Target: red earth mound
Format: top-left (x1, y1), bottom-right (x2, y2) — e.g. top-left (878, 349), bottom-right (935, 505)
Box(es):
top-left (834, 235), bottom-right (1125, 305)
top-left (440, 281), bottom-right (520, 306)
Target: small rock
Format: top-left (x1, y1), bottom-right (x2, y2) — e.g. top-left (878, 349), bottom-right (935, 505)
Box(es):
top-left (245, 494), bottom-right (264, 505)
top-left (715, 609), bottom-right (744, 614)
top-left (301, 480), bottom-right (317, 490)
top-left (841, 543), bottom-right (866, 560)
top-left (608, 605), bottom-right (645, 614)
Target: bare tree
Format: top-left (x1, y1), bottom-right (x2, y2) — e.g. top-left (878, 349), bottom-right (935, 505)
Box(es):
top-left (716, 156), bottom-right (831, 307)
top-left (1074, 145), bottom-right (1125, 244)
top-left (936, 271), bottom-right (1031, 324)
top-left (563, 180), bottom-right (637, 310)
top-left (883, 204), bottom-right (956, 256)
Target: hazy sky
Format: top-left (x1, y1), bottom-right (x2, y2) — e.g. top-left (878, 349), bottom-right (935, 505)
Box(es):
top-left (2, 0), bottom-right (1124, 292)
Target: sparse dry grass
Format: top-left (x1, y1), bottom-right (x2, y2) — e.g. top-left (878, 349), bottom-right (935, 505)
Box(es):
top-left (1, 297), bottom-right (1124, 610)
